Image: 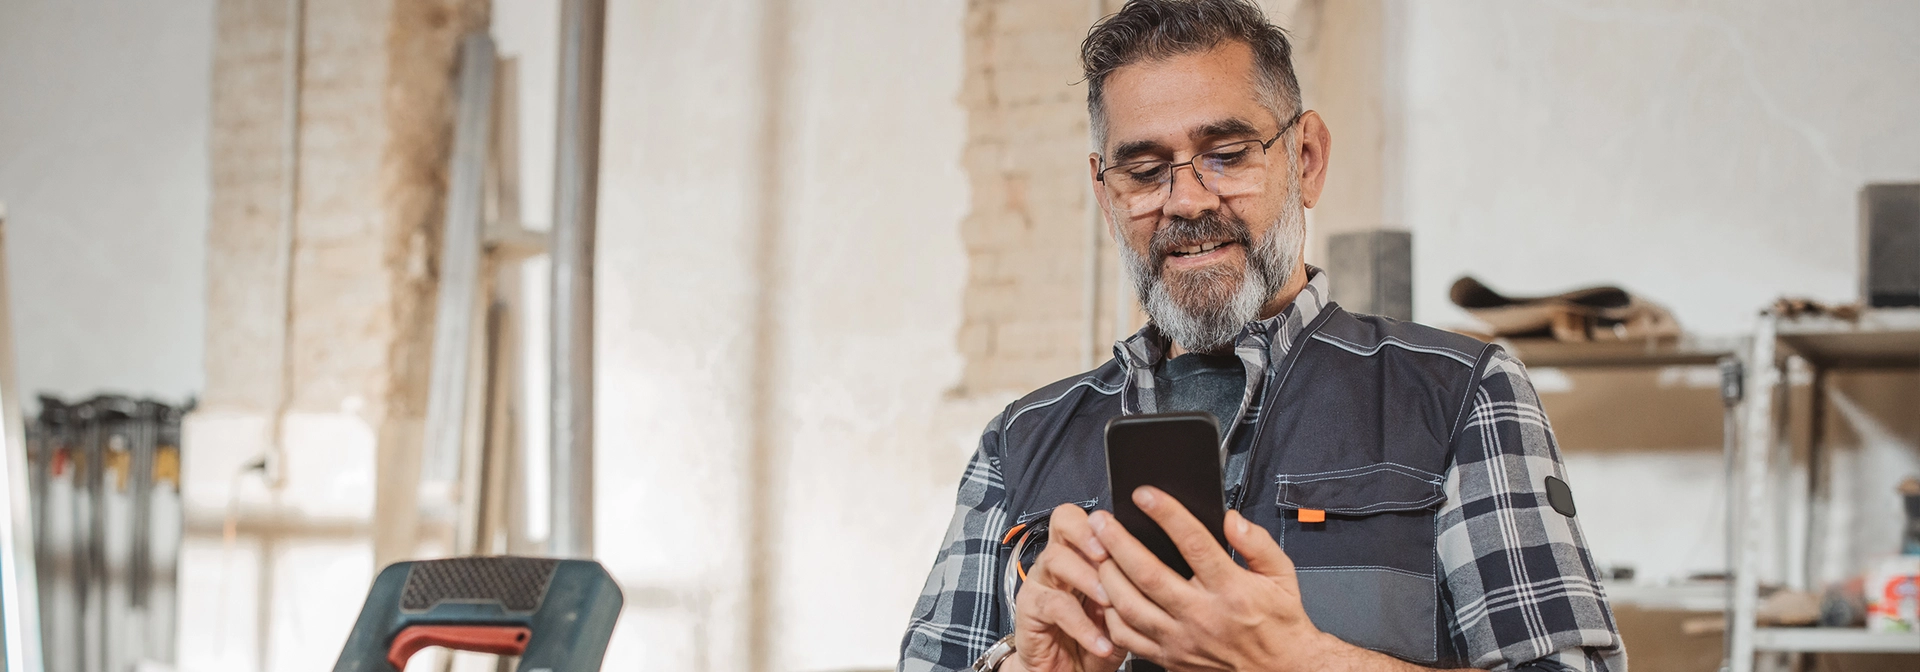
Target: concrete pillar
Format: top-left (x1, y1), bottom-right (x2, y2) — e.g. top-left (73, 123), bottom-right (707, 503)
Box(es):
top-left (1328, 230), bottom-right (1412, 319)
top-left (185, 0), bottom-right (488, 668)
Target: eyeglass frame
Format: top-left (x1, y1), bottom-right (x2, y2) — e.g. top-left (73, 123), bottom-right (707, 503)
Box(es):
top-left (1094, 110), bottom-right (1306, 204)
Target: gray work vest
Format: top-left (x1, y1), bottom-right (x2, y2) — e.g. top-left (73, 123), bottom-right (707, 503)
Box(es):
top-left (995, 304), bottom-right (1497, 667)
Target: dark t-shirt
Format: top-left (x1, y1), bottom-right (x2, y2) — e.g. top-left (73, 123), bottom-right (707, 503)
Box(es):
top-left (1156, 351), bottom-right (1245, 445)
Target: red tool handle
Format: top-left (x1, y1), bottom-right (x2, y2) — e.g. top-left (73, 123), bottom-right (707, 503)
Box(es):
top-left (387, 625), bottom-right (532, 670)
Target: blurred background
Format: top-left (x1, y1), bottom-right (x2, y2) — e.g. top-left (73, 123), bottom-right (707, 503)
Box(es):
top-left (1, 0), bottom-right (1918, 671)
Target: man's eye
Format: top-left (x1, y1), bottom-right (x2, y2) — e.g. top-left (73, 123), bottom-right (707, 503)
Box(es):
top-left (1124, 164), bottom-right (1169, 183)
top-left (1204, 148), bottom-right (1252, 168)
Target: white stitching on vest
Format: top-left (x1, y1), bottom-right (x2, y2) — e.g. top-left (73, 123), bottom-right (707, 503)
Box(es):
top-left (1310, 331), bottom-right (1477, 366)
top-left (1004, 378), bottom-right (1121, 431)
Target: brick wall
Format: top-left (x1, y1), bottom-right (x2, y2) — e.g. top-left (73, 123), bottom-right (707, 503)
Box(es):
top-left (207, 0), bottom-right (486, 419)
top-left (958, 0), bottom-right (1121, 395)
top-left (188, 0), bottom-right (490, 666)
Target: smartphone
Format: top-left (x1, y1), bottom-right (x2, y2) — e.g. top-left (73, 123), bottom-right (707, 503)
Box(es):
top-left (1103, 411), bottom-right (1229, 579)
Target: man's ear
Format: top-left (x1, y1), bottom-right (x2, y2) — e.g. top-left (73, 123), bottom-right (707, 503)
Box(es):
top-left (1295, 110), bottom-right (1332, 210)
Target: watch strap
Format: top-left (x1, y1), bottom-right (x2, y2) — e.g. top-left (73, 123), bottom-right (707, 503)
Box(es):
top-left (970, 633), bottom-right (1017, 671)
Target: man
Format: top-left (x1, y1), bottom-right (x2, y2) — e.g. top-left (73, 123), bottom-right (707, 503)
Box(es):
top-left (899, 1), bottom-right (1626, 670)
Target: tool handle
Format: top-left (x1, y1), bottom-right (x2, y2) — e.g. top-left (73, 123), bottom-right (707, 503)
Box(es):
top-left (386, 625), bottom-right (531, 670)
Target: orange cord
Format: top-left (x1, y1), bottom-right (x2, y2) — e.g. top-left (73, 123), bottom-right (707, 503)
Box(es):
top-left (1004, 522), bottom-right (1033, 582)
top-left (1001, 522), bottom-right (1028, 545)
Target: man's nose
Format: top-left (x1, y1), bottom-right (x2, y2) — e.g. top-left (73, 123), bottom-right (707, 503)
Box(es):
top-left (1162, 163), bottom-right (1220, 220)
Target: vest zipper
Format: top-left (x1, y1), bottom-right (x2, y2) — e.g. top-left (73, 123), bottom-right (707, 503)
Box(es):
top-left (1224, 307), bottom-right (1340, 513)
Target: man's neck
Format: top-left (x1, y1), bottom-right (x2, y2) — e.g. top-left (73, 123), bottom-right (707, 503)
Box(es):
top-left (1258, 262), bottom-right (1312, 321)
top-left (1167, 262), bottom-right (1310, 358)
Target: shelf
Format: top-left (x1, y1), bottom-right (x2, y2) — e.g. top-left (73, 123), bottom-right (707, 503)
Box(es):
top-left (1751, 627), bottom-right (1920, 653)
top-left (1728, 308), bottom-right (1920, 670)
top-left (1773, 308), bottom-right (1920, 369)
top-left (1499, 336), bottom-right (1741, 368)
top-left (1602, 581), bottom-right (1727, 612)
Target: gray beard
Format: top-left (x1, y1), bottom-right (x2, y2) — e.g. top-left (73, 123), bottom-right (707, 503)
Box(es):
top-left (1118, 182), bottom-right (1304, 354)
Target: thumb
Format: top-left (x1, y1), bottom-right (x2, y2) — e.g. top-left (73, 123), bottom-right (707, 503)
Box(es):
top-left (1226, 510), bottom-right (1295, 581)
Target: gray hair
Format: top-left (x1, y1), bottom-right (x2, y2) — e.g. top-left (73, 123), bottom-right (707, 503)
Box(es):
top-left (1081, 0), bottom-right (1302, 151)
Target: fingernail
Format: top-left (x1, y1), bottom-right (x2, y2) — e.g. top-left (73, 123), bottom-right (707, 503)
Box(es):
top-left (1089, 512), bottom-right (1107, 533)
top-left (1237, 516), bottom-right (1249, 536)
top-left (1136, 487), bottom-right (1156, 507)
top-left (1094, 636), bottom-right (1113, 656)
top-left (1085, 535), bottom-right (1107, 558)
top-left (1094, 584), bottom-right (1110, 605)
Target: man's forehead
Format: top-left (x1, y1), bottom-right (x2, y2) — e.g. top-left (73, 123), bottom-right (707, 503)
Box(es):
top-left (1100, 41), bottom-right (1273, 155)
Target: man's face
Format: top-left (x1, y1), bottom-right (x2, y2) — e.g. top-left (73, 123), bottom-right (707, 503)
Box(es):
top-left (1091, 41), bottom-right (1327, 352)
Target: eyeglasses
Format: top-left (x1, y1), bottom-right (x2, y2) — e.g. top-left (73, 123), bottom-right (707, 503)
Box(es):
top-left (1096, 111), bottom-right (1303, 216)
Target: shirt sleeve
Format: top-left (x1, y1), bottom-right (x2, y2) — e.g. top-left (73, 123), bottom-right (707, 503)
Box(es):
top-left (1436, 350), bottom-right (1629, 672)
top-left (898, 411), bottom-right (1015, 672)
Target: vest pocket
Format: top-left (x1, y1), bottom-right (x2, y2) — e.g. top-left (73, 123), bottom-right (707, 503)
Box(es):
top-left (1273, 464), bottom-right (1445, 664)
top-left (1295, 567), bottom-right (1437, 664)
top-left (1275, 463), bottom-right (1444, 514)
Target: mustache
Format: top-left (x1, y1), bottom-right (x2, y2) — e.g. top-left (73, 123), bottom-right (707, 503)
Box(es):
top-left (1149, 212), bottom-right (1253, 267)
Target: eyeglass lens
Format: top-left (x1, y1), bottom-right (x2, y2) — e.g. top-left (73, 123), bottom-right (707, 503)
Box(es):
top-left (1103, 140), bottom-right (1273, 215)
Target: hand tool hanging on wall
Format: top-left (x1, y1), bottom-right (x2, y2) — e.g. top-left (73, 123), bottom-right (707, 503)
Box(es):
top-left (26, 394), bottom-right (192, 672)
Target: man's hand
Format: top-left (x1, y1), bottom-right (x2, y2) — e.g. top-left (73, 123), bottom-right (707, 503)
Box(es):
top-left (1004, 503), bottom-right (1128, 672)
top-left (1089, 487), bottom-right (1330, 671)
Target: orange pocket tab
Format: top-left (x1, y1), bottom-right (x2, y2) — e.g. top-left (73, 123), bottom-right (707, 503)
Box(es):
top-left (1297, 509), bottom-right (1326, 523)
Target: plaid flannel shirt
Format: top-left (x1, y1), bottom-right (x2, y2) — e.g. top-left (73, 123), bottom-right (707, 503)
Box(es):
top-left (898, 270), bottom-right (1627, 671)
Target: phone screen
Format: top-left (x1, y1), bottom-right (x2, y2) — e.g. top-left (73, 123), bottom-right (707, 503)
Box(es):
top-left (1103, 411), bottom-right (1228, 579)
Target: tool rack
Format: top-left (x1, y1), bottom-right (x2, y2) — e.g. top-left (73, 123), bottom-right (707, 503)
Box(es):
top-left (1728, 308), bottom-right (1920, 672)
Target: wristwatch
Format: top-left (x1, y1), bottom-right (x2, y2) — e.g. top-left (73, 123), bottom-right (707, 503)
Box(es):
top-left (970, 633), bottom-right (1017, 671)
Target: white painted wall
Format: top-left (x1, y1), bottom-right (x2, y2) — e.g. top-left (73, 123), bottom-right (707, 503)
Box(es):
top-left (764, 0), bottom-right (980, 667)
top-left (0, 0), bottom-right (213, 402)
top-left (589, 0), bottom-right (766, 667)
top-left (1403, 0), bottom-right (1920, 335)
top-left (1399, 0), bottom-right (1920, 587)
top-left (508, 0), bottom-right (980, 669)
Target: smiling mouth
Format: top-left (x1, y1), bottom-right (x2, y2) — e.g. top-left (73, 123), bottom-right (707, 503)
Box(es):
top-left (1168, 240), bottom-right (1234, 257)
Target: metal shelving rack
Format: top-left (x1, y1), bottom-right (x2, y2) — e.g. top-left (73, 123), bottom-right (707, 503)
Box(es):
top-left (1729, 309), bottom-right (1920, 672)
top-left (1500, 335), bottom-right (1745, 614)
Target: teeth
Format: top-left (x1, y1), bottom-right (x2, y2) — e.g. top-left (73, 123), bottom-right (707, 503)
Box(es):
top-left (1175, 241), bottom-right (1227, 256)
